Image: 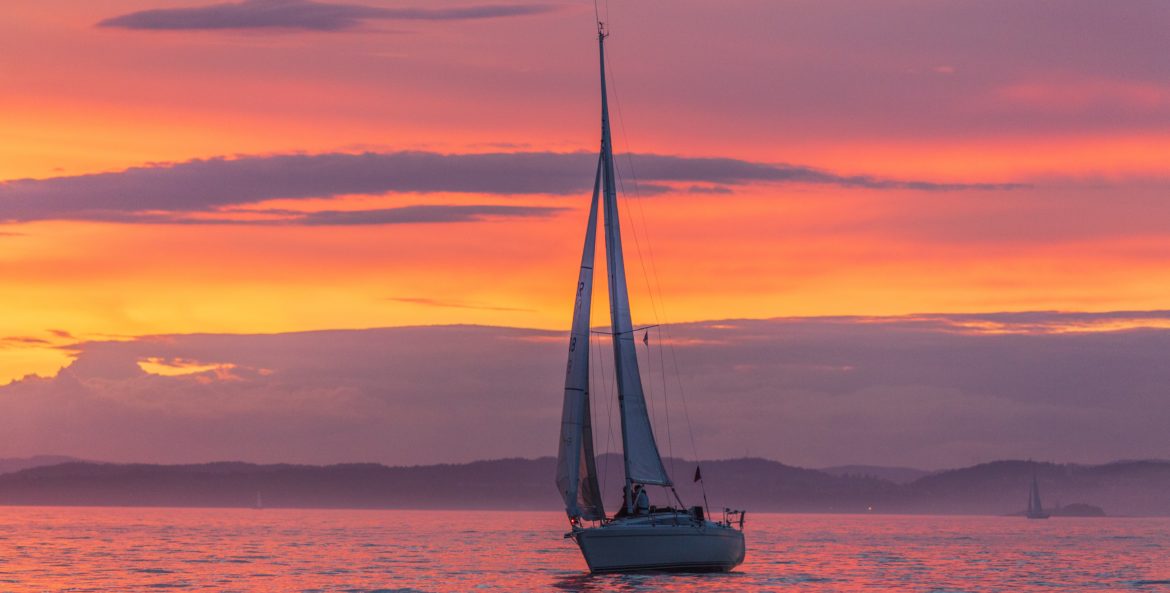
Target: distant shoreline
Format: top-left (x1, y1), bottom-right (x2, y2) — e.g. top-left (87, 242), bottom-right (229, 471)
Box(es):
top-left (1, 457), bottom-right (1166, 516)
top-left (0, 503), bottom-right (1143, 518)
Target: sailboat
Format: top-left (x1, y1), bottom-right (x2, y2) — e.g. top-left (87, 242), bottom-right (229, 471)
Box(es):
top-left (554, 22), bottom-right (746, 573)
top-left (1026, 474), bottom-right (1049, 519)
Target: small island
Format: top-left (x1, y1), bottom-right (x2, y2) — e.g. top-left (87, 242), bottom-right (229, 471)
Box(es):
top-left (1052, 503), bottom-right (1107, 517)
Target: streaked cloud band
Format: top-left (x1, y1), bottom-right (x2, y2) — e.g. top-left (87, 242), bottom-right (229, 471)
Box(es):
top-left (98, 0), bottom-right (557, 32)
top-left (0, 151), bottom-right (1022, 225)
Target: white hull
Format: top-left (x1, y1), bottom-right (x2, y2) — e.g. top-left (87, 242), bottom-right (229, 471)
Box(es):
top-left (572, 516), bottom-right (745, 573)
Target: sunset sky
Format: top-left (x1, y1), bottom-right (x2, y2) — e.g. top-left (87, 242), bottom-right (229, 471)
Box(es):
top-left (2, 0), bottom-right (1169, 468)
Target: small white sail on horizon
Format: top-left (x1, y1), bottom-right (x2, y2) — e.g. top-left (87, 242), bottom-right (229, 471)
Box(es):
top-left (1027, 474), bottom-right (1049, 519)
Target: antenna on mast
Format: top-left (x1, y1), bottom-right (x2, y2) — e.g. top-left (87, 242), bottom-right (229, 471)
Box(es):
top-left (593, 0), bottom-right (605, 38)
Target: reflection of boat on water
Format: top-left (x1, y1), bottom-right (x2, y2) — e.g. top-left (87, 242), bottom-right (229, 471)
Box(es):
top-left (554, 22), bottom-right (745, 574)
top-left (1026, 474), bottom-right (1049, 519)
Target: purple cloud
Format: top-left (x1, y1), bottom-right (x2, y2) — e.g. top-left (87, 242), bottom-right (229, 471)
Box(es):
top-left (2, 311), bottom-right (1168, 468)
top-left (0, 151), bottom-right (1021, 225)
top-left (79, 204), bottom-right (562, 226)
top-left (98, 0), bottom-right (557, 32)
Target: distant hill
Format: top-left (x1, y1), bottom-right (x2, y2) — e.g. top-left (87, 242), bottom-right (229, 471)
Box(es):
top-left (896, 459), bottom-right (1170, 516)
top-left (0, 455), bottom-right (80, 475)
top-left (1, 457), bottom-right (1167, 516)
top-left (819, 465), bottom-right (931, 484)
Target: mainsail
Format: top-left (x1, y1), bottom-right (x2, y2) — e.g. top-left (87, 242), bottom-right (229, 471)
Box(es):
top-left (597, 31), bottom-right (672, 488)
top-left (555, 156), bottom-right (606, 520)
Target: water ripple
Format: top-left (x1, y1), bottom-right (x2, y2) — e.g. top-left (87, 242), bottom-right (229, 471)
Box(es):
top-left (0, 509), bottom-right (1166, 592)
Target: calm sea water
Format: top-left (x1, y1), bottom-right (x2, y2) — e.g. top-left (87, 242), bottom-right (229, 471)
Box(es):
top-left (1, 507), bottom-right (1168, 592)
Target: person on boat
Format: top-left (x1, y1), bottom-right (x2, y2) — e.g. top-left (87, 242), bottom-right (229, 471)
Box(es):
top-left (633, 485), bottom-right (650, 515)
top-left (612, 484), bottom-right (651, 517)
top-left (614, 484), bottom-right (631, 518)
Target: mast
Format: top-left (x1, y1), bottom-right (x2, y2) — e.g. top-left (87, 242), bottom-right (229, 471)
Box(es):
top-left (597, 24), bottom-right (672, 503)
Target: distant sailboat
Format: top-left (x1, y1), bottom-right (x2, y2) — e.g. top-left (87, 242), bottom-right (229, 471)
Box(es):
top-left (1026, 474), bottom-right (1049, 519)
top-left (555, 22), bottom-right (746, 573)
top-left (253, 491), bottom-right (263, 510)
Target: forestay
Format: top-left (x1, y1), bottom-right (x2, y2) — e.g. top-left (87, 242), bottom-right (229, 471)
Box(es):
top-left (597, 34), bottom-right (672, 488)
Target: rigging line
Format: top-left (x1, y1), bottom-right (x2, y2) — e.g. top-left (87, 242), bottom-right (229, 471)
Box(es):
top-left (668, 335), bottom-right (701, 460)
top-left (604, 48), bottom-right (662, 327)
top-left (605, 45), bottom-right (677, 443)
top-left (641, 329), bottom-right (659, 452)
top-left (593, 328), bottom-right (617, 498)
top-left (590, 330), bottom-right (605, 495)
top-left (610, 73), bottom-right (674, 351)
top-left (657, 326), bottom-right (675, 477)
top-left (589, 324), bottom-right (659, 335)
top-left (605, 46), bottom-right (703, 466)
top-left (588, 323), bottom-right (601, 498)
top-left (639, 257), bottom-right (703, 464)
top-left (602, 45), bottom-right (657, 323)
top-left (605, 40), bottom-right (698, 477)
top-left (642, 329), bottom-right (672, 480)
top-left (603, 45), bottom-right (683, 495)
top-left (603, 45), bottom-right (682, 392)
top-left (641, 263), bottom-right (702, 464)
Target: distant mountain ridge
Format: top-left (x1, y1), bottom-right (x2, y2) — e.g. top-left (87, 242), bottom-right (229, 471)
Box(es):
top-left (818, 465), bottom-right (932, 484)
top-left (0, 455), bottom-right (81, 475)
top-left (1, 457), bottom-right (1168, 516)
top-left (902, 459), bottom-right (1170, 516)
